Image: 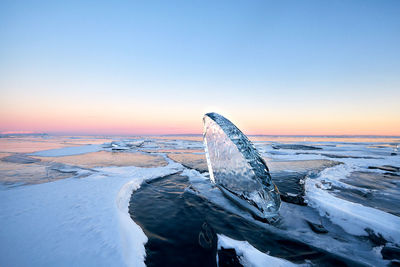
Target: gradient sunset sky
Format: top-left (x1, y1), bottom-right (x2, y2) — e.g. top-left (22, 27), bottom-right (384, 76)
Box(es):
top-left (1, 1), bottom-right (399, 135)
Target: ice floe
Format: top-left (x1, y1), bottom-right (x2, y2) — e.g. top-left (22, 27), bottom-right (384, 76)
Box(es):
top-left (217, 234), bottom-right (298, 267)
top-left (30, 144), bottom-right (104, 157)
top-left (305, 164), bottom-right (400, 244)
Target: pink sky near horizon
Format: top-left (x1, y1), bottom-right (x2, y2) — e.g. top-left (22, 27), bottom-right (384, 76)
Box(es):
top-left (1, 90), bottom-right (399, 136)
top-left (1, 104), bottom-right (399, 136)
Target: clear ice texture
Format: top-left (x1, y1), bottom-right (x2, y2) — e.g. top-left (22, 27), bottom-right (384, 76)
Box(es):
top-left (203, 112), bottom-right (281, 219)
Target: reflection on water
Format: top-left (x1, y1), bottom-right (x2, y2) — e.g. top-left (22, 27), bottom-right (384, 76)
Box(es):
top-left (0, 138), bottom-right (76, 153)
top-left (33, 151), bottom-right (167, 168)
top-left (0, 136), bottom-right (112, 153)
top-left (0, 160), bottom-right (76, 186)
top-left (0, 136), bottom-right (164, 186)
top-left (167, 153), bottom-right (208, 172)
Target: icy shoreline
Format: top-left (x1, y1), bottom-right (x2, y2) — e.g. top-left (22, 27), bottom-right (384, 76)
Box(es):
top-left (305, 164), bottom-right (400, 244)
top-left (0, 161), bottom-right (183, 267)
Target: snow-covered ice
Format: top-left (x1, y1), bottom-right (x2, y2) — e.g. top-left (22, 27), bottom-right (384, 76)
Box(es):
top-left (30, 144), bottom-right (104, 157)
top-left (217, 234), bottom-right (298, 267)
top-left (0, 161), bottom-right (183, 267)
top-left (305, 164), bottom-right (400, 244)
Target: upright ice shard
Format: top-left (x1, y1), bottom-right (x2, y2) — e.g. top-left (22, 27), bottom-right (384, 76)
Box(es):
top-left (203, 113), bottom-right (281, 219)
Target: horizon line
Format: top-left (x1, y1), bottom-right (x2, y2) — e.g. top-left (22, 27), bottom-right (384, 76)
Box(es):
top-left (1, 132), bottom-right (400, 138)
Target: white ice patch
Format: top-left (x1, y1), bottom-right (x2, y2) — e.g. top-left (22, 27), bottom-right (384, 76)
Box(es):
top-left (307, 163), bottom-right (370, 192)
top-left (217, 234), bottom-right (298, 267)
top-left (305, 165), bottom-right (400, 244)
top-left (30, 144), bottom-right (103, 157)
top-left (0, 162), bottom-right (183, 267)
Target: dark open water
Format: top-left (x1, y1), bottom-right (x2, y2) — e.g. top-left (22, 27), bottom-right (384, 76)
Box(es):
top-left (129, 173), bottom-right (363, 267)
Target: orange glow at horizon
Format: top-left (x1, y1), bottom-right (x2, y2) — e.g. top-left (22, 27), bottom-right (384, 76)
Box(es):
top-left (1, 86), bottom-right (399, 136)
top-left (1, 106), bottom-right (399, 136)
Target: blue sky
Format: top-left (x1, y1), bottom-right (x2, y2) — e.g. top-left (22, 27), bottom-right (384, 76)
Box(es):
top-left (1, 1), bottom-right (399, 135)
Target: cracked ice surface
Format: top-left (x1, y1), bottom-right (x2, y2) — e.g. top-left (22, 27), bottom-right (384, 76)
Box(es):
top-left (203, 113), bottom-right (281, 218)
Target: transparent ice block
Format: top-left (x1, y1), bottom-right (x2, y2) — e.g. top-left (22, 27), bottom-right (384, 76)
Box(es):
top-left (203, 112), bottom-right (281, 219)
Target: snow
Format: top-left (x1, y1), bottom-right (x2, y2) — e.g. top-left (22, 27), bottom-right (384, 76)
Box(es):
top-left (217, 234), bottom-right (298, 267)
top-left (305, 164), bottom-right (400, 244)
top-left (0, 162), bottom-right (183, 267)
top-left (30, 144), bottom-right (103, 157)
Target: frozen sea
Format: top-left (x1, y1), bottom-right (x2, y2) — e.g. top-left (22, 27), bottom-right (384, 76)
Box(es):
top-left (0, 135), bottom-right (399, 266)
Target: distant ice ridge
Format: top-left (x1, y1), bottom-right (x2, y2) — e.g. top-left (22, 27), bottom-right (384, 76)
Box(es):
top-left (28, 139), bottom-right (147, 157)
top-left (30, 144), bottom-right (103, 157)
top-left (305, 164), bottom-right (400, 245)
top-left (0, 160), bottom-right (183, 267)
top-left (203, 113), bottom-right (281, 219)
top-left (217, 235), bottom-right (299, 267)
